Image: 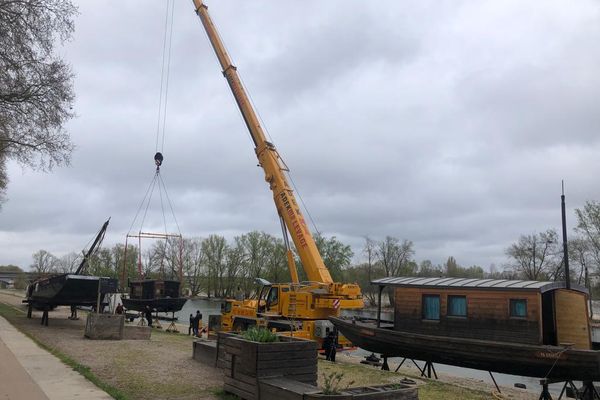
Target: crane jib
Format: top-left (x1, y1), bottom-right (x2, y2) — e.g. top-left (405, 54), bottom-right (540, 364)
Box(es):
top-left (280, 191), bottom-right (308, 249)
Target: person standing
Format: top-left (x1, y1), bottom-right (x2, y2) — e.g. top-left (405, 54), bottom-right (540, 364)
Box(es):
top-left (145, 306), bottom-right (153, 327)
top-left (193, 310), bottom-right (202, 337)
top-left (188, 313), bottom-right (194, 336)
top-left (115, 303), bottom-right (124, 315)
top-left (324, 331), bottom-right (337, 362)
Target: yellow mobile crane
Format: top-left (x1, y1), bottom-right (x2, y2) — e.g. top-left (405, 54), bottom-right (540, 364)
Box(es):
top-left (192, 1), bottom-right (364, 344)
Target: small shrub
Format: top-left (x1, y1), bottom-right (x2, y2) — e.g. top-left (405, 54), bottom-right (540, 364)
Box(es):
top-left (241, 326), bottom-right (278, 343)
top-left (321, 371), bottom-right (355, 395)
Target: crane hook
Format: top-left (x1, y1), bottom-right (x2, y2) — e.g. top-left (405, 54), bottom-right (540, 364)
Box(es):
top-left (154, 152), bottom-right (164, 171)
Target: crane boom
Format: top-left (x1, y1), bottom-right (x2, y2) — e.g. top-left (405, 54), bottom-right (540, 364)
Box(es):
top-left (193, 0), bottom-right (333, 284)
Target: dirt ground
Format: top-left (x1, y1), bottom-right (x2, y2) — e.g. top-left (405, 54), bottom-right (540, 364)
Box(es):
top-left (0, 291), bottom-right (222, 400)
top-left (0, 290), bottom-right (538, 400)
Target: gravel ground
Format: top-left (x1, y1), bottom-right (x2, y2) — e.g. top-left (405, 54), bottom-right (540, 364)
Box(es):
top-left (0, 290), bottom-right (538, 400)
top-left (0, 291), bottom-right (222, 400)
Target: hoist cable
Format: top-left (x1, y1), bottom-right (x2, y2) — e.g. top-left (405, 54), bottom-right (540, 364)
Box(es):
top-left (287, 170), bottom-right (321, 236)
top-left (157, 173), bottom-right (168, 237)
top-left (127, 172), bottom-right (160, 236)
top-left (138, 173), bottom-right (159, 233)
top-left (160, 0), bottom-right (175, 153)
top-left (155, 0), bottom-right (171, 152)
top-left (229, 38), bottom-right (321, 237)
top-left (158, 172), bottom-right (182, 236)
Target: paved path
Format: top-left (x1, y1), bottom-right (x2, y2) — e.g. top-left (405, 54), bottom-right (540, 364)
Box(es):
top-left (0, 315), bottom-right (113, 400)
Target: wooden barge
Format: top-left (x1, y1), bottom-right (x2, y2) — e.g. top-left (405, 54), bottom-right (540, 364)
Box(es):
top-left (122, 279), bottom-right (186, 312)
top-left (24, 219), bottom-right (117, 311)
top-left (331, 277), bottom-right (600, 381)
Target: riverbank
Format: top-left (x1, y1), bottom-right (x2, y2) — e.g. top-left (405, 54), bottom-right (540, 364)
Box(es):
top-left (0, 289), bottom-right (536, 400)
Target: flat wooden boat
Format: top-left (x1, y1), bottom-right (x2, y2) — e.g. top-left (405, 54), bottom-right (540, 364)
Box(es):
top-left (331, 316), bottom-right (600, 381)
top-left (122, 279), bottom-right (186, 312)
top-left (24, 219), bottom-right (116, 310)
top-left (26, 274), bottom-right (116, 309)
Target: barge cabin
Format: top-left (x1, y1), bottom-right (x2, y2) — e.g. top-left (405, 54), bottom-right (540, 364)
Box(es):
top-left (378, 277), bottom-right (591, 349)
top-left (122, 279), bottom-right (187, 313)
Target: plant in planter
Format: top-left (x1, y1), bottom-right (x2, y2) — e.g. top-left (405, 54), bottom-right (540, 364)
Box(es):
top-left (321, 372), bottom-right (355, 395)
top-left (241, 326), bottom-right (278, 343)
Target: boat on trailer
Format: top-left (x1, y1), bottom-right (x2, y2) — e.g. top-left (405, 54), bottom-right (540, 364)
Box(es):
top-left (331, 276), bottom-right (600, 382)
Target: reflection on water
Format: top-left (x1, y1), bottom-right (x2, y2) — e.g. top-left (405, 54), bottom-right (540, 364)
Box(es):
top-left (174, 298), bottom-right (224, 328)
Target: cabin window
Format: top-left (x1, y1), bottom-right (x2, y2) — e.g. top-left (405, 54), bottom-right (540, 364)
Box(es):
top-left (510, 299), bottom-right (527, 318)
top-left (422, 295), bottom-right (440, 320)
top-left (447, 295), bottom-right (467, 317)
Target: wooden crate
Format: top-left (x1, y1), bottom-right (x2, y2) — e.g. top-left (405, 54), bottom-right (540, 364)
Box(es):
top-left (217, 332), bottom-right (318, 400)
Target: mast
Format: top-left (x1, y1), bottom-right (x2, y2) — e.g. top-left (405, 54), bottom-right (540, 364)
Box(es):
top-left (192, 0), bottom-right (333, 284)
top-left (75, 218), bottom-right (110, 275)
top-left (561, 181), bottom-right (570, 289)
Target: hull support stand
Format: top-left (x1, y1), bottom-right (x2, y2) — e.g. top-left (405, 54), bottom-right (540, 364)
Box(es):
top-left (539, 379), bottom-right (552, 400)
top-left (419, 360), bottom-right (438, 379)
top-left (489, 371), bottom-right (501, 393)
top-left (166, 312), bottom-right (179, 333)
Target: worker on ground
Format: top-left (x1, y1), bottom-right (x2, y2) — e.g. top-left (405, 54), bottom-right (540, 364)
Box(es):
top-left (323, 331), bottom-right (337, 362)
top-left (188, 313), bottom-right (194, 335)
top-left (193, 310), bottom-right (202, 337)
top-left (145, 306), bottom-right (153, 327)
top-left (115, 303), bottom-right (124, 315)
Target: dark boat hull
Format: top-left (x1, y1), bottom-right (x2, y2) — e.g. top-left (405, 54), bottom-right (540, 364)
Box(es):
top-left (122, 297), bottom-right (187, 313)
top-left (26, 274), bottom-right (116, 308)
top-left (330, 317), bottom-right (600, 382)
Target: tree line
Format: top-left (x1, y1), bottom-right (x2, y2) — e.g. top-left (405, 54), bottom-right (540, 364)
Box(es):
top-left (20, 200), bottom-right (600, 304)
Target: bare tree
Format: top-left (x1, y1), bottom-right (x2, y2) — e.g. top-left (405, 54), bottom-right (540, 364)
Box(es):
top-left (575, 201), bottom-right (600, 274)
top-left (56, 251), bottom-right (80, 273)
top-left (202, 235), bottom-right (228, 297)
top-left (363, 236), bottom-right (376, 282)
top-left (376, 236), bottom-right (415, 277)
top-left (182, 238), bottom-right (205, 297)
top-left (236, 231), bottom-right (273, 296)
top-left (505, 229), bottom-right (559, 280)
top-left (0, 0), bottom-right (77, 201)
top-left (569, 237), bottom-right (593, 286)
top-left (30, 249), bottom-right (58, 274)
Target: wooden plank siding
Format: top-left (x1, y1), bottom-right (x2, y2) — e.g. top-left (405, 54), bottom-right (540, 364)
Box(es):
top-left (216, 332), bottom-right (318, 400)
top-left (554, 289), bottom-right (591, 350)
top-left (394, 287), bottom-right (543, 344)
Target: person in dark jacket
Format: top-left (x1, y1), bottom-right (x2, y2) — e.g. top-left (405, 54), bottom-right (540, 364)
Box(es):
top-left (323, 331), bottom-right (337, 362)
top-left (193, 310), bottom-right (202, 336)
top-left (188, 313), bottom-right (194, 335)
top-left (145, 306), bottom-right (153, 327)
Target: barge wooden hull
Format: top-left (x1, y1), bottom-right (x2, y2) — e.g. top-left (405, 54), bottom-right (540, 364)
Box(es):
top-left (122, 297), bottom-right (187, 313)
top-left (330, 317), bottom-right (600, 382)
top-left (26, 274), bottom-right (116, 308)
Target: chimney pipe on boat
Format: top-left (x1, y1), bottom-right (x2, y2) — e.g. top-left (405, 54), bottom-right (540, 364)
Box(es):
top-left (561, 181), bottom-right (571, 290)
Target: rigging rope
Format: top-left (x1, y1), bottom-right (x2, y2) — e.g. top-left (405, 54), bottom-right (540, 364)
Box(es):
top-left (155, 0), bottom-right (175, 154)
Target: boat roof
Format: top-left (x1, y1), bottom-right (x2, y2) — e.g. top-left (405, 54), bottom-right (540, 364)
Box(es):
top-left (371, 276), bottom-right (588, 294)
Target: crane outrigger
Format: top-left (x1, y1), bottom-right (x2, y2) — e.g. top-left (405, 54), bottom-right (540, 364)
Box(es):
top-left (192, 0), bottom-right (363, 343)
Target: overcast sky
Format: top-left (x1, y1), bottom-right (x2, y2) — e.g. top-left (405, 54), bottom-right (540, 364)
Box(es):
top-left (2, 0), bottom-right (600, 271)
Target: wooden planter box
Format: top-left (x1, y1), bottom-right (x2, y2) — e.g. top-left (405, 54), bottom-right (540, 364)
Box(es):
top-left (217, 332), bottom-right (318, 400)
top-left (259, 378), bottom-right (418, 400)
top-left (193, 339), bottom-right (217, 365)
top-left (84, 314), bottom-right (124, 340)
top-left (304, 383), bottom-right (418, 400)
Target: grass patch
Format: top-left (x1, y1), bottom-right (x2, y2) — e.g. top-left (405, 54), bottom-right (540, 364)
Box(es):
top-left (0, 301), bottom-right (129, 400)
top-left (0, 301), bottom-right (23, 317)
top-left (211, 388), bottom-right (240, 400)
top-left (318, 359), bottom-right (493, 400)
